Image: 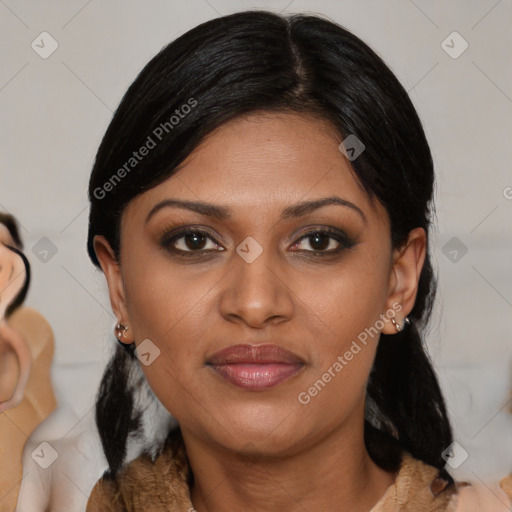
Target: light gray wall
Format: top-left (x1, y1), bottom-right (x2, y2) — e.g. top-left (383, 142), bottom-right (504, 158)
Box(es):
top-left (2, 0), bottom-right (511, 484)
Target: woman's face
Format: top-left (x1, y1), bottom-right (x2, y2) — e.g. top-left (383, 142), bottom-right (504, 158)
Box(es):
top-left (0, 225), bottom-right (25, 320)
top-left (96, 111), bottom-right (425, 456)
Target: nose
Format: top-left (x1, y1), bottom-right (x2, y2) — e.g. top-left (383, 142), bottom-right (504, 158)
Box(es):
top-left (218, 242), bottom-right (294, 329)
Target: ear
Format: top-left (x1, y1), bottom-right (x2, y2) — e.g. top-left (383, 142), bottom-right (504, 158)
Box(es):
top-left (93, 235), bottom-right (133, 342)
top-left (0, 244), bottom-right (26, 320)
top-left (381, 227), bottom-right (427, 334)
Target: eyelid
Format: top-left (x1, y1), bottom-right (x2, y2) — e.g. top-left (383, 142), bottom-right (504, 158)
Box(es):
top-left (290, 226), bottom-right (356, 251)
top-left (160, 224), bottom-right (357, 257)
top-left (159, 225), bottom-right (226, 250)
top-left (158, 220), bottom-right (222, 239)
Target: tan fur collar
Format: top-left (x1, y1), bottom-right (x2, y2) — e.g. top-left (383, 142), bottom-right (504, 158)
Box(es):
top-left (87, 428), bottom-right (466, 512)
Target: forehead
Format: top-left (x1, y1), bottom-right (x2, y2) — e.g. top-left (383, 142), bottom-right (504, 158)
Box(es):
top-left (173, 111), bottom-right (361, 200)
top-left (124, 111), bottom-right (386, 227)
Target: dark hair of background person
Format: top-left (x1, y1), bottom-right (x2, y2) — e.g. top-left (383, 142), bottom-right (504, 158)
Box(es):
top-left (0, 212), bottom-right (31, 318)
top-left (86, 10), bottom-right (454, 482)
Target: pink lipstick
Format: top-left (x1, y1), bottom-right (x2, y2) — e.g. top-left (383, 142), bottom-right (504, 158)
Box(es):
top-left (206, 344), bottom-right (306, 391)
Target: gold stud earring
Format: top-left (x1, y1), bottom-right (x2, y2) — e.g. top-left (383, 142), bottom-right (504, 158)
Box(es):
top-left (115, 322), bottom-right (136, 354)
top-left (391, 316), bottom-right (410, 333)
top-left (115, 322), bottom-right (128, 339)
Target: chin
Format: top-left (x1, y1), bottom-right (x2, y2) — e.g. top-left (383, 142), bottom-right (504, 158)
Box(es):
top-left (204, 410), bottom-right (305, 455)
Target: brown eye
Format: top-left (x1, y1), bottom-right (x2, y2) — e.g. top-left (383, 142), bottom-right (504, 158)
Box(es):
top-left (290, 228), bottom-right (356, 255)
top-left (161, 228), bottom-right (225, 255)
top-left (178, 232), bottom-right (209, 251)
top-left (301, 232), bottom-right (335, 251)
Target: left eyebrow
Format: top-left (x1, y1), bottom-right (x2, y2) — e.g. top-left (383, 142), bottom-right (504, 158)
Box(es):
top-left (145, 196), bottom-right (366, 224)
top-left (280, 197), bottom-right (366, 223)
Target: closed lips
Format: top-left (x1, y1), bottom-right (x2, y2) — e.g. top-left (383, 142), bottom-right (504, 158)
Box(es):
top-left (206, 343), bottom-right (306, 365)
top-left (206, 344), bottom-right (306, 391)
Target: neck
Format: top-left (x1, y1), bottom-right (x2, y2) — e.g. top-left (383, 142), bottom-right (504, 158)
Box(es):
top-left (183, 410), bottom-right (397, 512)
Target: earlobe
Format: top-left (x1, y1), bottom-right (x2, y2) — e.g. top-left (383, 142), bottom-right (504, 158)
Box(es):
top-left (381, 227), bottom-right (427, 335)
top-left (93, 235), bottom-right (131, 337)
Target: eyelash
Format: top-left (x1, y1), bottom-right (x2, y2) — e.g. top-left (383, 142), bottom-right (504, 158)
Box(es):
top-left (160, 226), bottom-right (357, 258)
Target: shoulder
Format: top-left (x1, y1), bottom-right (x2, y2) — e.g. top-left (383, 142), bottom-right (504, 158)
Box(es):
top-left (453, 474), bottom-right (512, 512)
top-left (371, 452), bottom-right (458, 511)
top-left (7, 306), bottom-right (54, 360)
top-left (372, 453), bottom-right (512, 512)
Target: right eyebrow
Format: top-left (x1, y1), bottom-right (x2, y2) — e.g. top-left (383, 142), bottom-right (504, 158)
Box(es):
top-left (145, 199), bottom-right (230, 224)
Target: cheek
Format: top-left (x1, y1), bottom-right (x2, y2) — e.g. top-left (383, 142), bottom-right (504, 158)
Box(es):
top-left (122, 254), bottom-right (217, 362)
top-left (294, 254), bottom-right (390, 345)
top-left (290, 276), bottom-right (386, 431)
top-left (121, 258), bottom-right (215, 418)
top-left (289, 253), bottom-right (390, 401)
top-left (0, 251), bottom-right (9, 286)
top-left (0, 254), bottom-right (24, 304)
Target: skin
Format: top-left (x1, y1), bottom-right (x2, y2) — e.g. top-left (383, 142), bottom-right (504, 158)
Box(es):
top-left (0, 224), bottom-right (32, 412)
top-left (95, 111), bottom-right (426, 512)
top-left (0, 225), bottom-right (26, 319)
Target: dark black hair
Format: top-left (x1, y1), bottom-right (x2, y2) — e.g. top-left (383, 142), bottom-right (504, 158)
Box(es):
top-left (0, 212), bottom-right (31, 317)
top-left (87, 10), bottom-right (453, 480)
